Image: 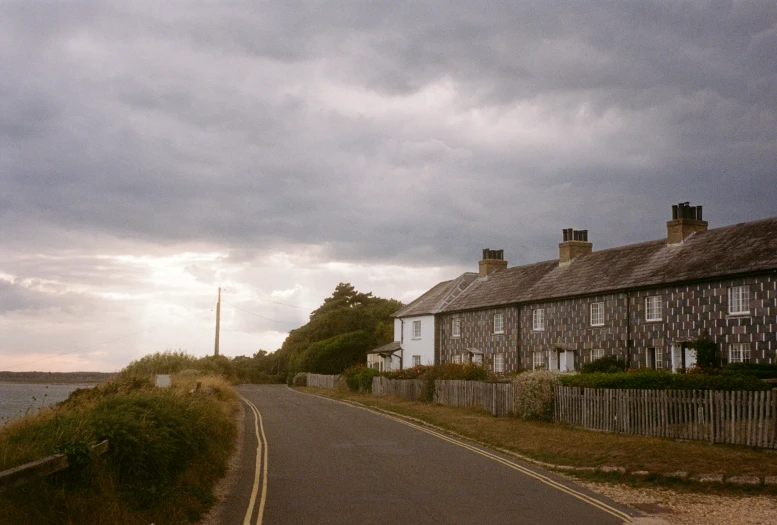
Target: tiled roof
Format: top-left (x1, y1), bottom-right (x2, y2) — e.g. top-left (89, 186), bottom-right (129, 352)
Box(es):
top-left (367, 341), bottom-right (402, 354)
top-left (443, 216), bottom-right (777, 312)
top-left (393, 272), bottom-right (478, 317)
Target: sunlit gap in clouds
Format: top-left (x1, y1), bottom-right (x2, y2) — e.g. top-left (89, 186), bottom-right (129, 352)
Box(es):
top-left (2, 245), bottom-right (464, 371)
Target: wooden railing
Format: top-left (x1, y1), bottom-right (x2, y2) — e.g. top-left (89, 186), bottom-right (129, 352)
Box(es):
top-left (554, 386), bottom-right (777, 449)
top-left (0, 440), bottom-right (109, 493)
top-left (371, 377), bottom-right (425, 401)
top-left (306, 374), bottom-right (341, 389)
top-left (434, 380), bottom-right (515, 417)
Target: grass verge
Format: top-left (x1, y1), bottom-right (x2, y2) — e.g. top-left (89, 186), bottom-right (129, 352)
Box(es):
top-left (0, 374), bottom-right (238, 525)
top-left (303, 387), bottom-right (777, 493)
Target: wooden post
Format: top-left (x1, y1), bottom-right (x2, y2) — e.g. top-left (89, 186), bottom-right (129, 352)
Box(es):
top-left (214, 287), bottom-right (221, 356)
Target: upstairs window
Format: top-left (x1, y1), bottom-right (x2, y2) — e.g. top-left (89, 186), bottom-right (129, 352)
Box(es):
top-left (412, 320), bottom-right (422, 339)
top-left (493, 312), bottom-right (504, 334)
top-left (728, 286), bottom-right (750, 315)
top-left (532, 308), bottom-right (545, 331)
top-left (494, 353), bottom-right (505, 373)
top-left (645, 296), bottom-right (662, 322)
top-left (729, 343), bottom-right (751, 363)
top-left (452, 318), bottom-right (461, 338)
top-left (590, 302), bottom-right (605, 326)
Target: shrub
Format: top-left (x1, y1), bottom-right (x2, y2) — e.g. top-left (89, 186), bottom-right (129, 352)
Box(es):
top-left (721, 363), bottom-right (777, 379)
top-left (341, 365), bottom-right (380, 393)
top-left (686, 336), bottom-right (718, 369)
top-left (559, 369), bottom-right (771, 391)
top-left (581, 356), bottom-right (626, 374)
top-left (292, 373), bottom-right (308, 387)
top-left (513, 371), bottom-right (559, 420)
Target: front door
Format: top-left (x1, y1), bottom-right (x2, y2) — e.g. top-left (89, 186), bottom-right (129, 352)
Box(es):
top-left (671, 343), bottom-right (696, 372)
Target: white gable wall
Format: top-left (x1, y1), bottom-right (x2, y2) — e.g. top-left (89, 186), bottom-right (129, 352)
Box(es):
top-left (395, 315), bottom-right (435, 368)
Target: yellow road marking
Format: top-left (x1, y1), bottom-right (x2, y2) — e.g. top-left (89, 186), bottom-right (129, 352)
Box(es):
top-left (238, 393), bottom-right (269, 525)
top-left (291, 389), bottom-right (632, 523)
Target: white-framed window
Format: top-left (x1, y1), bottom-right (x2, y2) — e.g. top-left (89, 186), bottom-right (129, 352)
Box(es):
top-left (728, 285), bottom-right (750, 315)
top-left (494, 353), bottom-right (505, 373)
top-left (452, 318), bottom-right (461, 338)
top-left (493, 312), bottom-right (504, 334)
top-left (645, 296), bottom-right (662, 322)
top-left (533, 351), bottom-right (547, 370)
top-left (590, 348), bottom-right (605, 362)
top-left (654, 349), bottom-right (664, 369)
top-left (412, 355), bottom-right (421, 367)
top-left (412, 320), bottom-right (422, 339)
top-left (590, 302), bottom-right (604, 326)
top-left (729, 343), bottom-right (751, 363)
top-left (453, 354), bottom-right (462, 364)
top-left (532, 308), bottom-right (545, 331)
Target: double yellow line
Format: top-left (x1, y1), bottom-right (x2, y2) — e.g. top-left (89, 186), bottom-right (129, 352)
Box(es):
top-left (300, 392), bottom-right (633, 524)
top-left (238, 394), bottom-right (269, 525)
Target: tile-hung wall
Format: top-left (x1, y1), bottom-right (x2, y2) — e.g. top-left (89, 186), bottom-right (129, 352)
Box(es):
top-left (520, 294), bottom-right (629, 370)
top-left (629, 276), bottom-right (777, 367)
top-left (439, 307), bottom-right (520, 372)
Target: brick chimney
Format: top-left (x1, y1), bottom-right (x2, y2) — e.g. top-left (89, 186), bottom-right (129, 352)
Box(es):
top-left (479, 248), bottom-right (507, 277)
top-left (559, 229), bottom-right (592, 264)
top-left (667, 202), bottom-right (707, 244)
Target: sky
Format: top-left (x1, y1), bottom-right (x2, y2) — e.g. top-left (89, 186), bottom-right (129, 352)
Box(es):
top-left (1, 1), bottom-right (775, 372)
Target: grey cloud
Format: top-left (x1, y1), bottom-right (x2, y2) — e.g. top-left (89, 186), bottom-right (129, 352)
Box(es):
top-left (0, 0), bottom-right (775, 269)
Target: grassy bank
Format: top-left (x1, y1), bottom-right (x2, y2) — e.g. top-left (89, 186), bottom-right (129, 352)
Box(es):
top-left (305, 388), bottom-right (777, 492)
top-left (0, 373), bottom-right (238, 525)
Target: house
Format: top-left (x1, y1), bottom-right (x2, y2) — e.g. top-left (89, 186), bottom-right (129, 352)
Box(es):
top-left (430, 203), bottom-right (777, 374)
top-left (367, 273), bottom-right (478, 371)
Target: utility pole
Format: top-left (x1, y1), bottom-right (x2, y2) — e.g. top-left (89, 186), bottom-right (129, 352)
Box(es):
top-left (214, 287), bottom-right (221, 356)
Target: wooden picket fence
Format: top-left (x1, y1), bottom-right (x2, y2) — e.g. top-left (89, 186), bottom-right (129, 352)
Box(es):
top-left (554, 386), bottom-right (777, 449)
top-left (434, 380), bottom-right (516, 417)
top-left (371, 377), bottom-right (426, 401)
top-left (306, 374), bottom-right (340, 389)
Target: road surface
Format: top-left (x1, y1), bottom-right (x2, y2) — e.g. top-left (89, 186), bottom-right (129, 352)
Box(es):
top-left (212, 385), bottom-right (643, 524)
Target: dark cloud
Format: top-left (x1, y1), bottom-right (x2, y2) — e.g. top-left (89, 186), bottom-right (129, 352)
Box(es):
top-left (1, 0), bottom-right (775, 267)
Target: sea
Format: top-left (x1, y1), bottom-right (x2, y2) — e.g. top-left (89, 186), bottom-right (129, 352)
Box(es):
top-left (0, 382), bottom-right (95, 426)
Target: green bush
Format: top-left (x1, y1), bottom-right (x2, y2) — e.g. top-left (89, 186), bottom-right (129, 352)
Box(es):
top-left (721, 363), bottom-right (777, 379)
top-left (342, 365), bottom-right (380, 393)
top-left (686, 336), bottom-right (718, 369)
top-left (581, 356), bottom-right (626, 374)
top-left (0, 374), bottom-right (237, 524)
top-left (292, 373), bottom-right (308, 386)
top-left (513, 371), bottom-right (559, 420)
top-left (559, 369), bottom-right (771, 391)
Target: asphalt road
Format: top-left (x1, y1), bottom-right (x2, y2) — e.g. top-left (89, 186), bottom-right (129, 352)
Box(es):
top-left (215, 385), bottom-right (641, 525)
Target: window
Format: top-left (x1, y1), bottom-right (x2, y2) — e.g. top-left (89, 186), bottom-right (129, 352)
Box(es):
top-left (590, 302), bottom-right (604, 326)
top-left (412, 320), bottom-right (422, 339)
top-left (647, 347), bottom-right (664, 369)
top-left (472, 353), bottom-right (483, 365)
top-left (645, 296), bottom-right (662, 322)
top-left (453, 354), bottom-right (462, 364)
top-left (493, 312), bottom-right (504, 334)
top-left (532, 308), bottom-right (545, 331)
top-left (728, 286), bottom-right (750, 315)
top-left (452, 318), bottom-right (461, 338)
top-left (412, 355), bottom-right (421, 367)
top-left (590, 348), bottom-right (605, 362)
top-left (533, 352), bottom-right (547, 370)
top-left (494, 353), bottom-right (505, 373)
top-left (729, 343), bottom-right (751, 363)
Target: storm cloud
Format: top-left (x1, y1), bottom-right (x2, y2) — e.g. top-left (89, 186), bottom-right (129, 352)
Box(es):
top-left (1, 1), bottom-right (775, 370)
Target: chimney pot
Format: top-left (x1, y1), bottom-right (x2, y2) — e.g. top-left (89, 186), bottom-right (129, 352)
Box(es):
top-left (559, 228), bottom-right (593, 264)
top-left (667, 202), bottom-right (708, 244)
top-left (479, 248), bottom-right (507, 277)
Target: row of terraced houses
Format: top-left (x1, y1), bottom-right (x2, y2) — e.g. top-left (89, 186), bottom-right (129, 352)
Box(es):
top-left (368, 203), bottom-right (777, 374)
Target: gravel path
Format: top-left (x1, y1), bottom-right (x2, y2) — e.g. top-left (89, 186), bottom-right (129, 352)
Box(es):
top-left (577, 481), bottom-right (777, 525)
